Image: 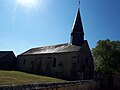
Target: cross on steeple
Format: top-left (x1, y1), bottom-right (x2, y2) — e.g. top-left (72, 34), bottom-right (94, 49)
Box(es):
top-left (79, 0), bottom-right (80, 6)
top-left (78, 0), bottom-right (80, 9)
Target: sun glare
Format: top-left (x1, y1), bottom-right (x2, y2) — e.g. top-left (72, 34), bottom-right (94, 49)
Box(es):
top-left (17, 0), bottom-right (40, 9)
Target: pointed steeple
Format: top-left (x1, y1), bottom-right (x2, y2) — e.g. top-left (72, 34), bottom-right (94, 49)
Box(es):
top-left (71, 9), bottom-right (84, 46)
top-left (71, 9), bottom-right (84, 35)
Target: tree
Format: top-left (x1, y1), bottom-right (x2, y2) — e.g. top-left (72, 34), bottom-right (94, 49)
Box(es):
top-left (92, 39), bottom-right (120, 74)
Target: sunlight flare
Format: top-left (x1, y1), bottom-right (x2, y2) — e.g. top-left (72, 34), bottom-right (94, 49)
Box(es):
top-left (16, 0), bottom-right (40, 9)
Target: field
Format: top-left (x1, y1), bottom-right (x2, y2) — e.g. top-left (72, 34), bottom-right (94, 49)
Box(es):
top-left (0, 70), bottom-right (66, 85)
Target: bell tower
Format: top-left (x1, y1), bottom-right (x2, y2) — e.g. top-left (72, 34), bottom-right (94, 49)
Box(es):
top-left (71, 7), bottom-right (84, 46)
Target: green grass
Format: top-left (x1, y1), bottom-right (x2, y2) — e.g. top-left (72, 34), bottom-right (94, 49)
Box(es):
top-left (0, 70), bottom-right (66, 85)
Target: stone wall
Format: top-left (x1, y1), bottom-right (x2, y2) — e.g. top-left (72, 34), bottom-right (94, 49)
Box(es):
top-left (0, 80), bottom-right (96, 90)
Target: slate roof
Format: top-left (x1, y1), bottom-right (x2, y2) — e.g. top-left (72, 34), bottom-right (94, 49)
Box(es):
top-left (20, 43), bottom-right (81, 55)
top-left (0, 51), bottom-right (13, 59)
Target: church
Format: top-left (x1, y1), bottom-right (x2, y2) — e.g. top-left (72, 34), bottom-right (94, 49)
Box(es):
top-left (17, 8), bottom-right (94, 80)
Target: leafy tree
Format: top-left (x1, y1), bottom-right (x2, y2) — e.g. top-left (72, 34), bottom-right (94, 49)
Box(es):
top-left (92, 39), bottom-right (120, 74)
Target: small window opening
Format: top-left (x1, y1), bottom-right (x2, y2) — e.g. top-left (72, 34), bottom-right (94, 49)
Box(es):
top-left (53, 58), bottom-right (56, 67)
top-left (48, 57), bottom-right (51, 59)
top-left (23, 59), bottom-right (25, 64)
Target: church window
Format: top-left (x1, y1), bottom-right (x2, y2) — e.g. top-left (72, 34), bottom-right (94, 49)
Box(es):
top-left (39, 57), bottom-right (42, 60)
top-left (72, 56), bottom-right (77, 62)
top-left (38, 60), bottom-right (42, 72)
top-left (53, 58), bottom-right (56, 67)
top-left (72, 56), bottom-right (77, 59)
top-left (58, 62), bottom-right (63, 73)
top-left (23, 59), bottom-right (25, 64)
top-left (48, 57), bottom-right (51, 59)
top-left (31, 61), bottom-right (34, 72)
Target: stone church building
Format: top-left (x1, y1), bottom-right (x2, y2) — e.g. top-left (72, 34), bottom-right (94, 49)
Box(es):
top-left (17, 9), bottom-right (94, 80)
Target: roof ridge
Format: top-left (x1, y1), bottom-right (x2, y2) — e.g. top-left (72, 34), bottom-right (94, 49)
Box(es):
top-left (31, 43), bottom-right (69, 49)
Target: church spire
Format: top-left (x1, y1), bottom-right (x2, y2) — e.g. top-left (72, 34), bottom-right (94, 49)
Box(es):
top-left (71, 6), bottom-right (84, 46)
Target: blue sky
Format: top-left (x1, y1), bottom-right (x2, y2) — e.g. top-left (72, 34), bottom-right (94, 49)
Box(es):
top-left (0, 0), bottom-right (120, 55)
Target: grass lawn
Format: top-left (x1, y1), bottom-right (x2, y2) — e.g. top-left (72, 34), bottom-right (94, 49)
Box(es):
top-left (0, 70), bottom-right (66, 85)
